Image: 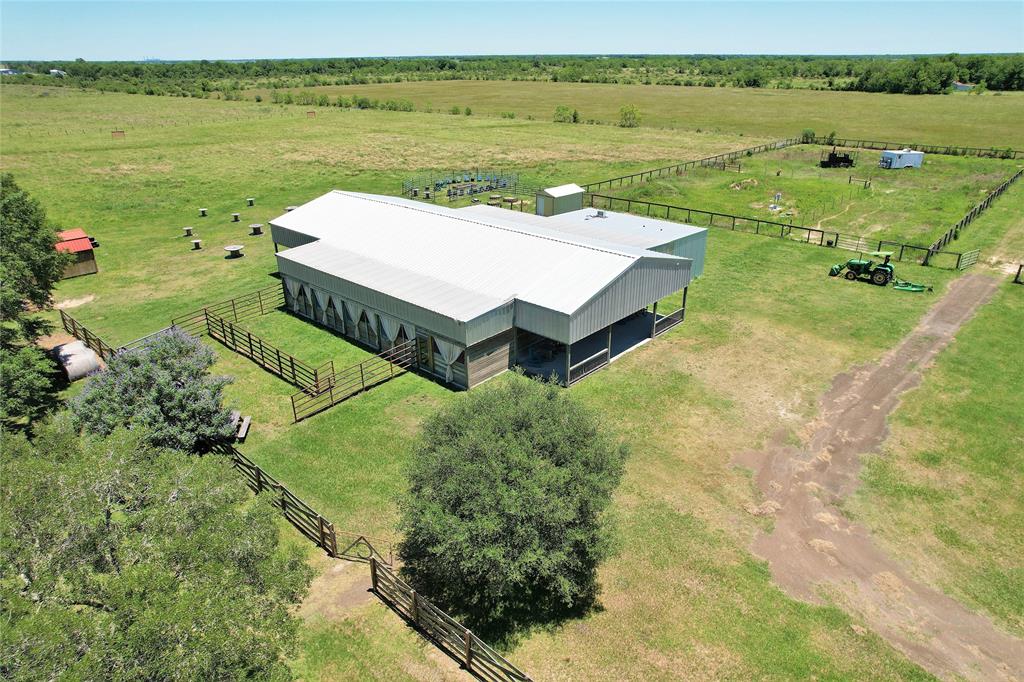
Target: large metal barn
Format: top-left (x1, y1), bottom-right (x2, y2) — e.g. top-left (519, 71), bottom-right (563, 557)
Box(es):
top-left (270, 191), bottom-right (705, 388)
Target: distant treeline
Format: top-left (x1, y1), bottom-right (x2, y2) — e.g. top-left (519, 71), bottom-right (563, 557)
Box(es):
top-left (3, 54), bottom-right (1022, 95)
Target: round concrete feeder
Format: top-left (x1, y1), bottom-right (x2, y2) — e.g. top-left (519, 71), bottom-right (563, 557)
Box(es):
top-left (231, 213), bottom-right (240, 222)
top-left (247, 197), bottom-right (255, 207)
top-left (199, 208), bottom-right (208, 217)
top-left (249, 223), bottom-right (264, 236)
top-left (191, 239), bottom-right (202, 250)
top-left (183, 226), bottom-right (194, 237)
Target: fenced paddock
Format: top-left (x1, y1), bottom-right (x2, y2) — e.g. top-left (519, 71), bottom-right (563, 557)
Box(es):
top-left (587, 193), bottom-right (976, 270)
top-left (171, 283), bottom-right (285, 335)
top-left (925, 168), bottom-right (1023, 261)
top-left (371, 559), bottom-right (533, 682)
top-left (291, 338), bottom-right (419, 421)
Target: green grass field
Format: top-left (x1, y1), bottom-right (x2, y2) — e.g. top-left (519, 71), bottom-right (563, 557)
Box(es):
top-left (849, 280), bottom-right (1024, 638)
top-left (3, 82), bottom-right (1022, 680)
top-left (602, 145), bottom-right (1022, 247)
top-left (248, 80), bottom-right (1024, 147)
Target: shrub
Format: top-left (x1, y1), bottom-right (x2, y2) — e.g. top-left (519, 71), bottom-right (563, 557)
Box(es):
top-left (449, 105), bottom-right (462, 115)
top-left (398, 375), bottom-right (627, 637)
top-left (71, 329), bottom-right (234, 453)
top-left (553, 104), bottom-right (574, 123)
top-left (801, 128), bottom-right (817, 143)
top-left (464, 106), bottom-right (472, 116)
top-left (500, 111), bottom-right (516, 119)
top-left (618, 104), bottom-right (641, 128)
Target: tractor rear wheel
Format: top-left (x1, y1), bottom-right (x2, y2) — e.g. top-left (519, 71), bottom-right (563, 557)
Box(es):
top-left (844, 270), bottom-right (858, 281)
top-left (872, 270), bottom-right (890, 286)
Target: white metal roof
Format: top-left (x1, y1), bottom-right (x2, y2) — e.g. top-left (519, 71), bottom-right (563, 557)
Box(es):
top-left (539, 183), bottom-right (585, 198)
top-left (463, 205), bottom-right (706, 251)
top-left (271, 191), bottom-right (683, 323)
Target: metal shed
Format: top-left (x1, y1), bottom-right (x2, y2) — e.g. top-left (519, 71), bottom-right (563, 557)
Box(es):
top-left (55, 228), bottom-right (98, 278)
top-left (536, 183), bottom-right (585, 217)
top-left (270, 191), bottom-right (695, 388)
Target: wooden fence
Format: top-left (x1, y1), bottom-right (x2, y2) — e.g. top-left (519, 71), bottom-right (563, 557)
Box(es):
top-left (582, 138), bottom-right (801, 192)
top-left (371, 559), bottom-right (533, 682)
top-left (171, 283), bottom-right (285, 336)
top-left (925, 168), bottom-right (1023, 263)
top-left (219, 444), bottom-right (394, 565)
top-left (291, 338), bottom-right (419, 421)
top-left (808, 135), bottom-right (1020, 160)
top-left (588, 193), bottom-right (976, 270)
top-left (58, 309), bottom-right (118, 361)
top-left (203, 310), bottom-right (328, 391)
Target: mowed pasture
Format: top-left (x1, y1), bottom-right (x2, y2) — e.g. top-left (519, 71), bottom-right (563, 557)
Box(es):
top-left (602, 145), bottom-right (1023, 247)
top-left (3, 83), bottom-right (1022, 679)
top-left (249, 80), bottom-right (1024, 148)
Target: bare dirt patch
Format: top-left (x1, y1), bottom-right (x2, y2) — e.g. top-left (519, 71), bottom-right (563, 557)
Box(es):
top-left (35, 331), bottom-right (76, 351)
top-left (55, 294), bottom-right (95, 309)
top-left (736, 273), bottom-right (1024, 681)
top-left (297, 556), bottom-right (374, 623)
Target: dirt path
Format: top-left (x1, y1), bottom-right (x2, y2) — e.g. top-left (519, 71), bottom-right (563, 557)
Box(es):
top-left (735, 273), bottom-right (1024, 681)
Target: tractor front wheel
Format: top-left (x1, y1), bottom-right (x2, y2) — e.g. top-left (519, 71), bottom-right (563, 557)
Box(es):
top-left (872, 270), bottom-right (890, 286)
top-left (844, 270), bottom-right (858, 281)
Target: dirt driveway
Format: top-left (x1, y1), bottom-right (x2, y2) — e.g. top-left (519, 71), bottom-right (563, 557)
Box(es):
top-left (736, 273), bottom-right (1024, 680)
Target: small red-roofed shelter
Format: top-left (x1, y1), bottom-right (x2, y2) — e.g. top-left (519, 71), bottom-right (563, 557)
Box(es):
top-left (56, 228), bottom-right (98, 278)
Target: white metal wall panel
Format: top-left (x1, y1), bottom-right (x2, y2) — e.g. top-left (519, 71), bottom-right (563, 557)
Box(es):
top-left (569, 257), bottom-right (692, 342)
top-left (652, 231), bottom-right (707, 277)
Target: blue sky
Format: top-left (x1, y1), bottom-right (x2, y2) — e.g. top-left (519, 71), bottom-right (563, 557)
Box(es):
top-left (1, 1), bottom-right (1021, 61)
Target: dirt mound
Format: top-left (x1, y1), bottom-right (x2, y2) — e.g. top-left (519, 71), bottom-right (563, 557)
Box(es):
top-left (730, 178), bottom-right (758, 190)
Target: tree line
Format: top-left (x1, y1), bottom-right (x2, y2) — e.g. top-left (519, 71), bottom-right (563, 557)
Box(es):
top-left (3, 53), bottom-right (1022, 96)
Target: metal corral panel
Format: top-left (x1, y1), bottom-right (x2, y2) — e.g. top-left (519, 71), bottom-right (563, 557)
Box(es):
top-left (570, 256), bottom-right (692, 343)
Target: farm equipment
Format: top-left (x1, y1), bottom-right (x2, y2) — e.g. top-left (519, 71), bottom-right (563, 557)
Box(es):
top-left (820, 146), bottom-right (857, 169)
top-left (829, 251), bottom-right (895, 285)
top-left (829, 251), bottom-right (932, 291)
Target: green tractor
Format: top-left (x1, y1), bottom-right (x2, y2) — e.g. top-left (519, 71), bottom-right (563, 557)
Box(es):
top-left (829, 251), bottom-right (895, 286)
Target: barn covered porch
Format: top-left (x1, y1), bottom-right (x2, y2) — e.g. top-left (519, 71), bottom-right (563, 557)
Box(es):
top-left (515, 286), bottom-right (687, 386)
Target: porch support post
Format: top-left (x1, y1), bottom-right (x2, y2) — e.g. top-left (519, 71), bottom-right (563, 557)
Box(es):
top-left (681, 287), bottom-right (688, 321)
top-left (273, 241), bottom-right (279, 253)
top-left (607, 324), bottom-right (612, 358)
top-left (564, 342), bottom-right (571, 387)
top-left (650, 300), bottom-right (658, 338)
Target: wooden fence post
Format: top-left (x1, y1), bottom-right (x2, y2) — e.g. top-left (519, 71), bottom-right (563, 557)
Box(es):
top-left (370, 557), bottom-right (379, 592)
top-left (257, 289), bottom-right (265, 315)
top-left (464, 630), bottom-right (473, 670)
top-left (411, 590), bottom-right (420, 625)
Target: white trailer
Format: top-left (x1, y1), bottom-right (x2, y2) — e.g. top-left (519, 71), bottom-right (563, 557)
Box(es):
top-left (879, 148), bottom-right (924, 169)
